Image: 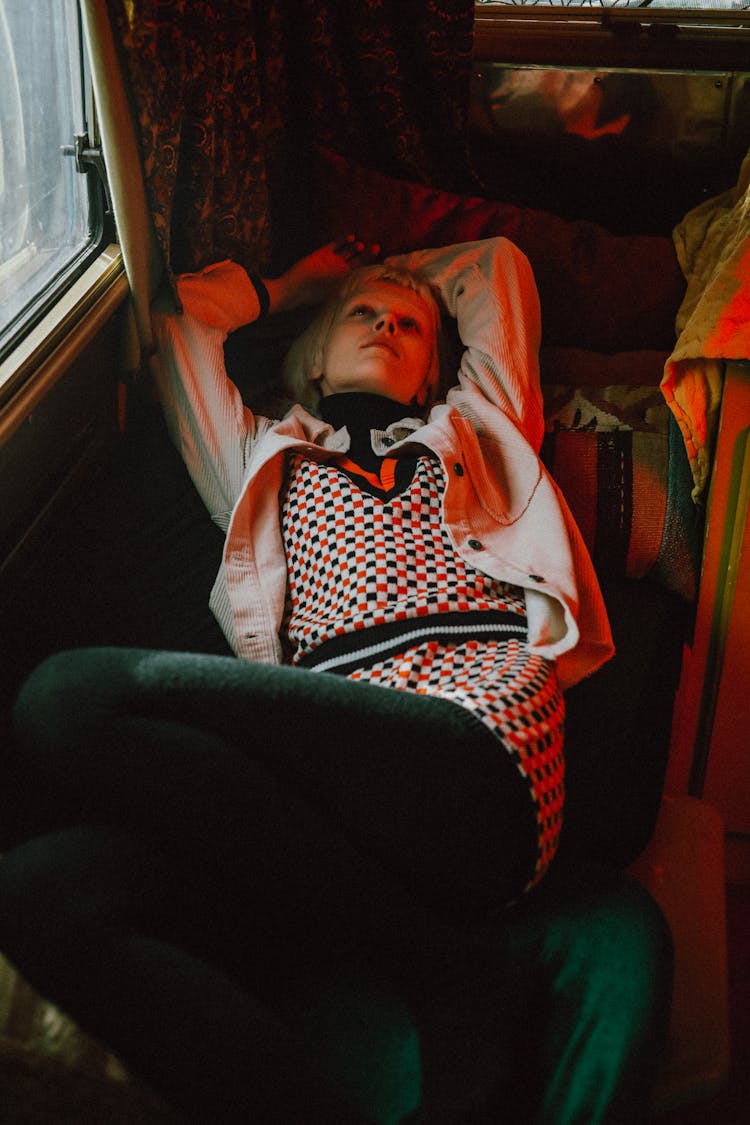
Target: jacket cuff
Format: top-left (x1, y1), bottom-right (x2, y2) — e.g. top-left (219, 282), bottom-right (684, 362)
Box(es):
top-left (175, 260), bottom-right (261, 333)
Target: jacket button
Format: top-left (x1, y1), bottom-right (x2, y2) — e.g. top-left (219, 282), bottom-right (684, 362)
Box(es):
top-left (529, 573), bottom-right (545, 583)
top-left (468, 538), bottom-right (484, 551)
top-left (452, 462), bottom-right (464, 476)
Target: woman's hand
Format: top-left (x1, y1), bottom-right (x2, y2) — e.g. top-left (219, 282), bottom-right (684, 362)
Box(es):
top-left (172, 238), bottom-right (379, 333)
top-left (266, 236), bottom-right (379, 313)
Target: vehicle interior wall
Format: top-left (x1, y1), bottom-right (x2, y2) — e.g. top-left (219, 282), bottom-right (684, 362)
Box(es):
top-left (0, 315), bottom-right (123, 762)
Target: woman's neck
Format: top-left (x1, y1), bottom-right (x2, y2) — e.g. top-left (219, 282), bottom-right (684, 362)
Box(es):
top-left (320, 392), bottom-right (411, 431)
top-left (319, 393), bottom-right (413, 467)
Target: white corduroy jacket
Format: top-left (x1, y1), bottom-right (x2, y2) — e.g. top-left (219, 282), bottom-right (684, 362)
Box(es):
top-left (152, 237), bottom-right (613, 691)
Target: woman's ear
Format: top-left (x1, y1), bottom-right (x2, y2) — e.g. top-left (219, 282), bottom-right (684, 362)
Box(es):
top-left (307, 339), bottom-right (326, 384)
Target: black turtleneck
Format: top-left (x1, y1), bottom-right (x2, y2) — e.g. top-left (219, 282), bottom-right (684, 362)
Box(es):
top-left (319, 393), bottom-right (418, 471)
top-left (318, 392), bottom-right (420, 497)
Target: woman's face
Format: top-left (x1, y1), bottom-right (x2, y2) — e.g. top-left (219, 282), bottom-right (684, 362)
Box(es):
top-left (314, 280), bottom-right (435, 406)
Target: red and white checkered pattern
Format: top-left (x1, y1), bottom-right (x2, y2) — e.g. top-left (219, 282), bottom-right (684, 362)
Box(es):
top-left (282, 454), bottom-right (564, 888)
top-left (283, 456), bottom-right (527, 652)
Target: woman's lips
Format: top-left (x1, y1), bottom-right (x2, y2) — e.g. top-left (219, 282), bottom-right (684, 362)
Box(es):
top-left (362, 339), bottom-right (398, 357)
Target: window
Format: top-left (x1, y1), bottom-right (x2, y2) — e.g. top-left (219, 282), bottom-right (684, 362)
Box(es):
top-left (474, 0), bottom-right (750, 72)
top-left (476, 1), bottom-right (750, 9)
top-left (472, 0), bottom-right (750, 229)
top-left (0, 0), bottom-right (107, 366)
top-left (473, 0), bottom-right (750, 36)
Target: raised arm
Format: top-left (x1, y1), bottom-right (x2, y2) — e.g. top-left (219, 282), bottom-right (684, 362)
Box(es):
top-left (174, 237), bottom-right (377, 331)
top-left (152, 239), bottom-right (375, 525)
top-left (151, 266), bottom-right (259, 528)
top-left (386, 238), bottom-right (544, 450)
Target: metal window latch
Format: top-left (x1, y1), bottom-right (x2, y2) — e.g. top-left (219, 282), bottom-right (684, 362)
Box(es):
top-left (61, 131), bottom-right (113, 214)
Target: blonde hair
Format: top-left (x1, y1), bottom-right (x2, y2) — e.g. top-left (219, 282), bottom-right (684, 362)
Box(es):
top-left (282, 264), bottom-right (448, 413)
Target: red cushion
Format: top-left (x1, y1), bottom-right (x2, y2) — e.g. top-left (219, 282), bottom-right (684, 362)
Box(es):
top-left (311, 147), bottom-right (685, 354)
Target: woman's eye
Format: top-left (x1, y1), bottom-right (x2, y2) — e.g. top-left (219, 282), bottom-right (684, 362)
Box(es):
top-left (400, 317), bottom-right (418, 331)
top-left (350, 304), bottom-right (372, 318)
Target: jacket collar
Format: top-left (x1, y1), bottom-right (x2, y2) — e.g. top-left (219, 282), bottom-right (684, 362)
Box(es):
top-left (277, 401), bottom-right (425, 454)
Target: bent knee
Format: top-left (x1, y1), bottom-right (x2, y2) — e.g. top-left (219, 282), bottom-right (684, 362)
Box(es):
top-left (12, 648), bottom-right (144, 754)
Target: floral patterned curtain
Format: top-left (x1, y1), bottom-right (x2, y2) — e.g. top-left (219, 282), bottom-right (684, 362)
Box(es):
top-left (106, 0), bottom-right (474, 281)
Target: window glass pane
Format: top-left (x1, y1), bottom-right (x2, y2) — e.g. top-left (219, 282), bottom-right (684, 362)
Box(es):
top-left (477, 1), bottom-right (750, 9)
top-left (0, 0), bottom-right (94, 354)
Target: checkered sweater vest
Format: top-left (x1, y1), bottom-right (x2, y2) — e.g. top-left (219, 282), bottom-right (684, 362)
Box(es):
top-left (281, 453), bottom-right (565, 888)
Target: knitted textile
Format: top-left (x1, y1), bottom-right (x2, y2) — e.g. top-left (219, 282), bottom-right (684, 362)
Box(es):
top-left (282, 454), bottom-right (565, 887)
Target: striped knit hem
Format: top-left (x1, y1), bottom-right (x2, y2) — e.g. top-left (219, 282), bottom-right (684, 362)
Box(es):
top-left (294, 610), bottom-right (528, 676)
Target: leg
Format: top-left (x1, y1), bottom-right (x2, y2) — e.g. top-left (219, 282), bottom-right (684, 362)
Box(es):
top-left (494, 862), bottom-right (673, 1125)
top-left (8, 650), bottom-right (442, 992)
top-left (0, 824), bottom-right (375, 1125)
top-left (2, 646), bottom-right (536, 1121)
top-left (10, 646), bottom-right (538, 917)
top-left (6, 650), bottom-right (668, 1124)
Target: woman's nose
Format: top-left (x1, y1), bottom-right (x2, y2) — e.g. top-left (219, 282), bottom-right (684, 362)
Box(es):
top-left (374, 314), bottom-right (396, 334)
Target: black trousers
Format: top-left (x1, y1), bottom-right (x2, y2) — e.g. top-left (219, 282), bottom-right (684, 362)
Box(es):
top-left (0, 648), bottom-right (672, 1124)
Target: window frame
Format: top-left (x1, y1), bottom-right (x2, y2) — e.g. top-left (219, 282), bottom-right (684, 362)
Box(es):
top-left (473, 3), bottom-right (750, 70)
top-left (0, 0), bottom-right (115, 381)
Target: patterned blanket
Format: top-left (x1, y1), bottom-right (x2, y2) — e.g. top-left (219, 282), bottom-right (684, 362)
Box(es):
top-left (662, 148), bottom-right (750, 499)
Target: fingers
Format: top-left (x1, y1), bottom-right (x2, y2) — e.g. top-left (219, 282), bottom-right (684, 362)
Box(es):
top-left (280, 237), bottom-right (382, 311)
top-left (332, 234), bottom-right (381, 264)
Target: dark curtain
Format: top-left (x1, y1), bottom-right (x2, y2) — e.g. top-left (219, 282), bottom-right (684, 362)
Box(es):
top-left (106, 0), bottom-right (474, 280)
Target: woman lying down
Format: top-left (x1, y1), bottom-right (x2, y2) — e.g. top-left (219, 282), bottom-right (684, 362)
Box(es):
top-left (0, 237), bottom-right (672, 1124)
